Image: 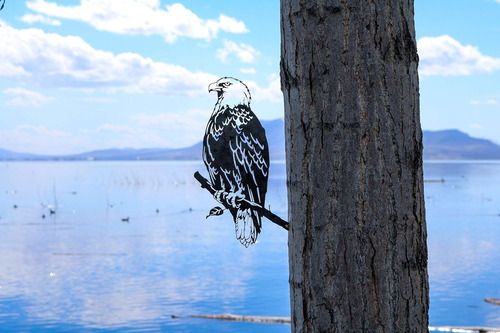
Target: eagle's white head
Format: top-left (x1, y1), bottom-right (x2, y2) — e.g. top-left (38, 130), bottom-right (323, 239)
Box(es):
top-left (208, 77), bottom-right (251, 107)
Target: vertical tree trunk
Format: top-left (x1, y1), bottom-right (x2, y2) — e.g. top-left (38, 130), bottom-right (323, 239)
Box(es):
top-left (280, 1), bottom-right (429, 332)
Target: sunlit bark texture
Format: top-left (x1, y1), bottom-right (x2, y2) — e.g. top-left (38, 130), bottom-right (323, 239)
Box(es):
top-left (280, 0), bottom-right (429, 331)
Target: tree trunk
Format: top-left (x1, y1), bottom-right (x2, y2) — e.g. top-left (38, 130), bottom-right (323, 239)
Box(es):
top-left (280, 1), bottom-right (429, 332)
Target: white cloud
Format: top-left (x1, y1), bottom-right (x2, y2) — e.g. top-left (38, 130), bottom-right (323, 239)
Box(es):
top-left (470, 123), bottom-right (484, 129)
top-left (83, 110), bottom-right (209, 150)
top-left (134, 110), bottom-right (205, 130)
top-left (216, 39), bottom-right (260, 63)
top-left (132, 110), bottom-right (207, 147)
top-left (3, 87), bottom-right (53, 107)
top-left (0, 25), bottom-right (217, 96)
top-left (25, 0), bottom-right (248, 42)
top-left (0, 113), bottom-right (205, 154)
top-left (468, 98), bottom-right (499, 106)
top-left (246, 74), bottom-right (283, 103)
top-left (21, 13), bottom-right (61, 25)
top-left (83, 97), bottom-right (115, 103)
top-left (240, 68), bottom-right (256, 74)
top-left (0, 125), bottom-right (94, 154)
top-left (418, 35), bottom-right (500, 76)
top-left (97, 124), bottom-right (136, 134)
top-left (0, 91), bottom-right (281, 154)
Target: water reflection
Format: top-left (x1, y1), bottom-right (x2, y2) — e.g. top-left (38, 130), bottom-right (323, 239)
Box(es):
top-left (2, 161), bottom-right (500, 330)
top-left (424, 161), bottom-right (500, 328)
top-left (0, 161), bottom-right (290, 332)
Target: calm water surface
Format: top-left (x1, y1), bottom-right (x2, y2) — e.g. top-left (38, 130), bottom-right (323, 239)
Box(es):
top-left (1, 160), bottom-right (500, 331)
top-left (425, 161), bottom-right (500, 329)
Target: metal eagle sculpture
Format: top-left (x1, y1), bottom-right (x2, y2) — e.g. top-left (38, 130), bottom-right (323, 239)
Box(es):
top-left (193, 77), bottom-right (289, 247)
top-left (203, 77), bottom-right (269, 247)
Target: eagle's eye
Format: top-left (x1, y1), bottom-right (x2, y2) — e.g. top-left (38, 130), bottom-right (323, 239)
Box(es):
top-left (221, 82), bottom-right (232, 88)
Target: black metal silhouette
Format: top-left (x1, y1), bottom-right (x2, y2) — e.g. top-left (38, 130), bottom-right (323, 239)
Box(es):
top-left (194, 77), bottom-right (288, 247)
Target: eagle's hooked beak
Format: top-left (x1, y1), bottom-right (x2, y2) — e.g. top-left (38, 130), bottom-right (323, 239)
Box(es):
top-left (208, 82), bottom-right (223, 98)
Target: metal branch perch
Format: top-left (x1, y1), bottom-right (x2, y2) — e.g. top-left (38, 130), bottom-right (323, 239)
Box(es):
top-left (194, 171), bottom-right (289, 231)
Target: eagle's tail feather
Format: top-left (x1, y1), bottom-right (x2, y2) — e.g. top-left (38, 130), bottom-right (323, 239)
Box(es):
top-left (235, 208), bottom-right (261, 247)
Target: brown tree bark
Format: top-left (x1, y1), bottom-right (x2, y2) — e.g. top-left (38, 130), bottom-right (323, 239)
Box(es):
top-left (280, 0), bottom-right (429, 332)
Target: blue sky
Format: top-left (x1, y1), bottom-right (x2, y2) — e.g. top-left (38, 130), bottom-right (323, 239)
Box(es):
top-left (0, 0), bottom-right (499, 155)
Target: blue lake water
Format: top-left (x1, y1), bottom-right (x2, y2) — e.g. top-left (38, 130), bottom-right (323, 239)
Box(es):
top-left (0, 160), bottom-right (500, 331)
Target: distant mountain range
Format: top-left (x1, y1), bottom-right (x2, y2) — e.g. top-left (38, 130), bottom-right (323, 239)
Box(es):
top-left (1, 119), bottom-right (500, 161)
top-left (423, 129), bottom-right (500, 160)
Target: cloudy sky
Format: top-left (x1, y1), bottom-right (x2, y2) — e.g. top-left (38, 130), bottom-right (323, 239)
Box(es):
top-left (1, 0), bottom-right (499, 155)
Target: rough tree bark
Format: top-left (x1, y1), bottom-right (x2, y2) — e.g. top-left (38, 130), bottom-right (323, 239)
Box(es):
top-left (280, 0), bottom-right (429, 332)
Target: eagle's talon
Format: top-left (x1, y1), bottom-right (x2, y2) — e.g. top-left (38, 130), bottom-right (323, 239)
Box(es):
top-left (214, 190), bottom-right (227, 204)
top-left (226, 191), bottom-right (244, 209)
